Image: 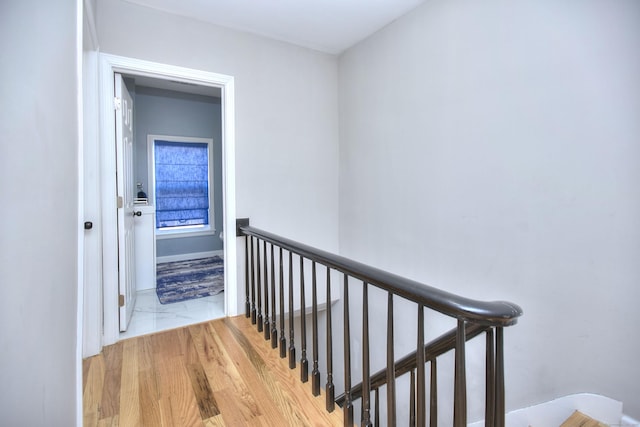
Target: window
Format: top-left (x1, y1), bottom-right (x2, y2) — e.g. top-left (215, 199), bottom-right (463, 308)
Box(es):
top-left (148, 135), bottom-right (214, 237)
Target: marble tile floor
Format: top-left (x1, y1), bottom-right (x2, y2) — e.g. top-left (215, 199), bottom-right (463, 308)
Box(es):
top-left (119, 288), bottom-right (225, 340)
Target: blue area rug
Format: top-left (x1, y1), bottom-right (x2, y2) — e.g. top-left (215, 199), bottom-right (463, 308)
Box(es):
top-left (156, 256), bottom-right (224, 304)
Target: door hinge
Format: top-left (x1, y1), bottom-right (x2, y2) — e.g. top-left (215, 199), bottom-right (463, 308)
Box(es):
top-left (114, 97), bottom-right (122, 110)
top-left (119, 294), bottom-right (125, 307)
top-left (117, 196), bottom-right (123, 208)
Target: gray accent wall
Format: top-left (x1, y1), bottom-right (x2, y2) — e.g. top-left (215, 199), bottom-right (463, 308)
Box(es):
top-left (133, 85), bottom-right (223, 257)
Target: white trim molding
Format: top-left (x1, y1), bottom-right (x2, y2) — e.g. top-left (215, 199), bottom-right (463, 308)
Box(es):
top-left (147, 134), bottom-right (216, 239)
top-left (82, 0), bottom-right (98, 50)
top-left (156, 250), bottom-right (224, 264)
top-left (468, 393), bottom-right (634, 427)
top-left (97, 53), bottom-right (237, 347)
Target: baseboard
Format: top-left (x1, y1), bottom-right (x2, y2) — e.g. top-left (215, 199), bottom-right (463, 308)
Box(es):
top-left (621, 414), bottom-right (640, 426)
top-left (469, 393), bottom-right (627, 427)
top-left (156, 250), bottom-right (223, 264)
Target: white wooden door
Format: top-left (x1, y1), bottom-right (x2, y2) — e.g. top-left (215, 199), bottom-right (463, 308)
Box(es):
top-left (115, 73), bottom-right (136, 332)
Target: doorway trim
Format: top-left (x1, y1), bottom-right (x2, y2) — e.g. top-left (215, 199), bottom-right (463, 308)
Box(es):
top-left (98, 53), bottom-right (237, 346)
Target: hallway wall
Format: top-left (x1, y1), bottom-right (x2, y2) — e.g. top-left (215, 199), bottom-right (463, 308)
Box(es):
top-left (96, 0), bottom-right (340, 254)
top-left (0, 1), bottom-right (79, 425)
top-left (96, 0), bottom-right (340, 316)
top-left (338, 0), bottom-right (640, 421)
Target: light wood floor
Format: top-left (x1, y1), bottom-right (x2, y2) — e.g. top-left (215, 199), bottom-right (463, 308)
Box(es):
top-left (83, 315), bottom-right (344, 426)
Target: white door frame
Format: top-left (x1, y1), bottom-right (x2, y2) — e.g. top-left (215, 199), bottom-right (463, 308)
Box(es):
top-left (81, 48), bottom-right (102, 358)
top-left (98, 53), bottom-right (237, 346)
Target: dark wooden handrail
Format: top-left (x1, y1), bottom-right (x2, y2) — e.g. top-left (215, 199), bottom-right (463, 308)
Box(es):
top-left (237, 220), bottom-right (523, 426)
top-left (239, 225), bottom-right (522, 326)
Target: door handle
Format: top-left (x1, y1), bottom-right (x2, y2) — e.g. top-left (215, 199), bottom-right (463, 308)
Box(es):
top-left (133, 211), bottom-right (142, 217)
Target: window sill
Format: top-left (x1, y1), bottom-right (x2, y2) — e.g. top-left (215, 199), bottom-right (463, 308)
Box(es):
top-left (155, 227), bottom-right (217, 240)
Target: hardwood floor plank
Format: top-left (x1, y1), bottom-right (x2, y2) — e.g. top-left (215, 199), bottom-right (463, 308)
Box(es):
top-left (151, 329), bottom-right (183, 361)
top-left (83, 355), bottom-right (105, 427)
top-left (247, 415), bottom-right (272, 427)
top-left (139, 336), bottom-right (161, 390)
top-left (187, 323), bottom-right (226, 390)
top-left (189, 323), bottom-right (234, 391)
top-left (119, 339), bottom-right (141, 426)
top-left (203, 414), bottom-right (226, 427)
top-left (100, 342), bottom-right (123, 419)
top-left (178, 326), bottom-right (201, 366)
top-left (158, 355), bottom-right (205, 427)
top-left (135, 334), bottom-right (163, 426)
top-left (157, 388), bottom-right (174, 427)
top-left (190, 320), bottom-right (267, 426)
top-left (186, 360), bottom-right (220, 419)
top-left (83, 356), bottom-right (92, 392)
top-left (212, 389), bottom-right (261, 426)
top-left (196, 322), bottom-right (263, 421)
top-left (138, 368), bottom-right (162, 426)
top-left (96, 415), bottom-right (119, 427)
top-left (137, 334), bottom-right (156, 373)
top-left (177, 323), bottom-right (222, 420)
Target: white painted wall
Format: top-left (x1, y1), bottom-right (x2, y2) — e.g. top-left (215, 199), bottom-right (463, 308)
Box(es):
top-left (96, 0), bottom-right (340, 248)
top-left (338, 0), bottom-right (640, 422)
top-left (0, 1), bottom-right (79, 425)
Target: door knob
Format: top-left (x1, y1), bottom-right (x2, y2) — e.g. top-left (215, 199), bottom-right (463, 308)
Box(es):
top-left (133, 211), bottom-right (142, 217)
top-left (84, 221), bottom-right (93, 230)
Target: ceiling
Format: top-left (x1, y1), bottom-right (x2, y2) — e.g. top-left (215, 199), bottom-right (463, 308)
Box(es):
top-left (131, 74), bottom-right (222, 97)
top-left (124, 0), bottom-right (427, 54)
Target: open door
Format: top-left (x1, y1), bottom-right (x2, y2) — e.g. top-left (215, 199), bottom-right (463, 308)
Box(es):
top-left (115, 73), bottom-right (136, 331)
top-left (97, 54), bottom-right (237, 346)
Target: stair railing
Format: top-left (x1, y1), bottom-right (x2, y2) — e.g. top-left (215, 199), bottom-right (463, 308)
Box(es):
top-left (237, 219), bottom-right (522, 426)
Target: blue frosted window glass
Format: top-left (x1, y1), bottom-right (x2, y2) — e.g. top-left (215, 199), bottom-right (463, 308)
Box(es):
top-left (154, 140), bottom-right (209, 229)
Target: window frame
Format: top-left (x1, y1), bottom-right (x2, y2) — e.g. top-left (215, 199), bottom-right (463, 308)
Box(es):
top-left (147, 134), bottom-right (215, 239)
